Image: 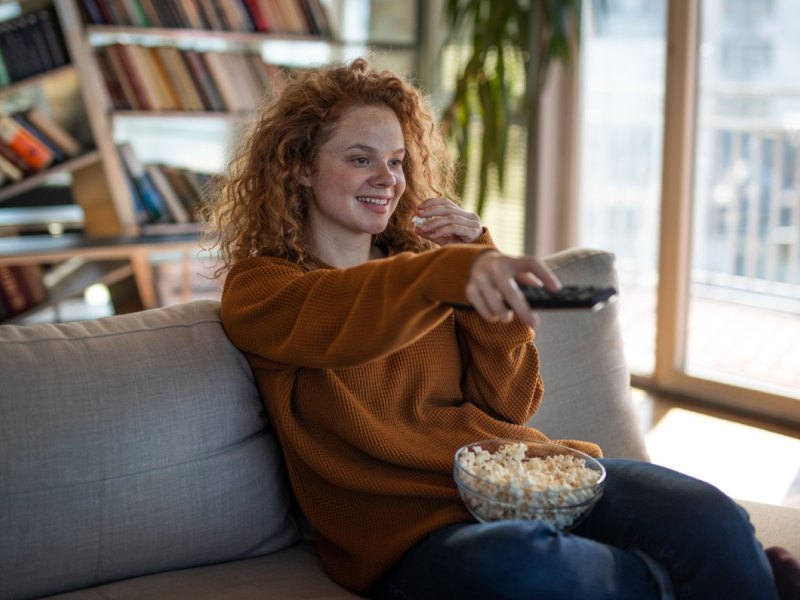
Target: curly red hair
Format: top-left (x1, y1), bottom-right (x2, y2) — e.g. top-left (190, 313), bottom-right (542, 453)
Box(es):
top-left (203, 58), bottom-right (458, 276)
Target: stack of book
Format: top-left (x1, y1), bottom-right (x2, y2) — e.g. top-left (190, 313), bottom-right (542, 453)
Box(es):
top-left (117, 142), bottom-right (218, 233)
top-left (95, 44), bottom-right (284, 112)
top-left (0, 109), bottom-right (83, 187)
top-left (0, 5), bottom-right (71, 87)
top-left (0, 264), bottom-right (47, 321)
top-left (79, 0), bottom-right (331, 36)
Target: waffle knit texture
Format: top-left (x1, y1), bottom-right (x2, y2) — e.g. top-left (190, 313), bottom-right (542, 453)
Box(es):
top-left (220, 230), bottom-right (602, 594)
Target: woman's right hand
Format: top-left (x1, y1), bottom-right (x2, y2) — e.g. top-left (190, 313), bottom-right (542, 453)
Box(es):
top-left (466, 250), bottom-right (562, 328)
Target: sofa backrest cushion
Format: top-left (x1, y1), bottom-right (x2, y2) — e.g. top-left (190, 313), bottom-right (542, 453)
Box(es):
top-left (0, 300), bottom-right (299, 599)
top-left (535, 248), bottom-right (650, 461)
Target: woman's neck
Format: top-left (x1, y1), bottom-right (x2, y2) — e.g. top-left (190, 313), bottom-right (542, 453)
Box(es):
top-left (310, 235), bottom-right (383, 268)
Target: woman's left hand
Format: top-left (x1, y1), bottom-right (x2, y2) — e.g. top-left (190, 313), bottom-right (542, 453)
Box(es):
top-left (414, 198), bottom-right (482, 244)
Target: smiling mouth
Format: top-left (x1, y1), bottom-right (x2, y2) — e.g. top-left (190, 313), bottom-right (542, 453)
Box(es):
top-left (357, 196), bottom-right (391, 205)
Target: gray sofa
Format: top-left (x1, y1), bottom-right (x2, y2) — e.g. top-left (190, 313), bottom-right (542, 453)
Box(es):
top-left (1, 248), bottom-right (798, 600)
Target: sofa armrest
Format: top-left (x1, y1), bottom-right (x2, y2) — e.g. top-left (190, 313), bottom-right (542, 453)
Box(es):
top-left (533, 248), bottom-right (649, 460)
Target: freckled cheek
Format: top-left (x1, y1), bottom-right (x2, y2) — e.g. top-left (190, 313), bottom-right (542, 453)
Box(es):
top-left (395, 175), bottom-right (407, 198)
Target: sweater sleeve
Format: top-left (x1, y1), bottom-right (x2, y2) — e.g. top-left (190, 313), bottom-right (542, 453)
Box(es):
top-left (454, 308), bottom-right (542, 425)
top-left (449, 227), bottom-right (543, 424)
top-left (220, 244), bottom-right (490, 370)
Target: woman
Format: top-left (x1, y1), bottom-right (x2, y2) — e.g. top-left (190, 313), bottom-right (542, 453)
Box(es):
top-left (207, 58), bottom-right (791, 599)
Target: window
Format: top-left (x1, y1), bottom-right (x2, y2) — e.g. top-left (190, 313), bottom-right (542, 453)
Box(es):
top-left (577, 0), bottom-right (800, 423)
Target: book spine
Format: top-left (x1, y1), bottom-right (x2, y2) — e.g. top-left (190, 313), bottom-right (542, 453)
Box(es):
top-left (118, 143), bottom-right (171, 222)
top-left (0, 116), bottom-right (54, 171)
top-left (111, 44), bottom-right (155, 110)
top-left (145, 163), bottom-right (190, 222)
top-left (0, 149), bottom-right (26, 181)
top-left (242, 0), bottom-right (268, 32)
top-left (0, 266), bottom-right (32, 317)
top-left (79, 0), bottom-right (107, 25)
top-left (38, 7), bottom-right (71, 68)
top-left (0, 139), bottom-right (35, 177)
top-left (25, 108), bottom-right (82, 157)
top-left (11, 113), bottom-right (68, 163)
top-left (122, 0), bottom-right (150, 27)
top-left (182, 50), bottom-right (226, 111)
top-left (98, 45), bottom-right (141, 109)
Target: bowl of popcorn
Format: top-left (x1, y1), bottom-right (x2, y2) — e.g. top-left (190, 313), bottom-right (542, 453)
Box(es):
top-left (453, 439), bottom-right (606, 530)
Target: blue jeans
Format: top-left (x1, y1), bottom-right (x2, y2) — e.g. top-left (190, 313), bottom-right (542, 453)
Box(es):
top-left (369, 460), bottom-right (777, 600)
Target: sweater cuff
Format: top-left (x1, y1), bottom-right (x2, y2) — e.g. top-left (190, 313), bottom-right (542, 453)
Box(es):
top-left (473, 227), bottom-right (496, 248)
top-left (425, 244), bottom-right (493, 308)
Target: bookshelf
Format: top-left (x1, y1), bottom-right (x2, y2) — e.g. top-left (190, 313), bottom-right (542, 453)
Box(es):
top-left (0, 0), bottom-right (420, 323)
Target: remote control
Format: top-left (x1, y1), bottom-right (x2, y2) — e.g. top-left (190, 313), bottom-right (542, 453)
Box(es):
top-left (519, 284), bottom-right (618, 311)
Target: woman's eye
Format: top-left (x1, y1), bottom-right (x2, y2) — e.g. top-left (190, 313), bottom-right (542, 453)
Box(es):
top-left (352, 157), bottom-right (369, 166)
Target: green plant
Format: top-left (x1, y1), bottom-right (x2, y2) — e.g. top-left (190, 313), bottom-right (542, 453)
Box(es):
top-left (441, 0), bottom-right (583, 216)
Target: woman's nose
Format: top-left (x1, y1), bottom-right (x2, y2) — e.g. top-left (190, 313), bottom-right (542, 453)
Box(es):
top-left (371, 163), bottom-right (395, 186)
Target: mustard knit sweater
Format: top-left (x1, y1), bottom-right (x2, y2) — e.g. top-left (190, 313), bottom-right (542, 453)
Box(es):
top-left (220, 232), bottom-right (601, 594)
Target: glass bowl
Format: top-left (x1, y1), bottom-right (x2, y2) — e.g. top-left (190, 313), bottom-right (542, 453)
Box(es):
top-left (453, 439), bottom-right (606, 530)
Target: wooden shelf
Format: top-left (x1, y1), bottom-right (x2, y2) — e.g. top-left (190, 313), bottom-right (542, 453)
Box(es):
top-left (86, 25), bottom-right (331, 44)
top-left (0, 64), bottom-right (75, 99)
top-left (110, 110), bottom-right (253, 120)
top-left (0, 231), bottom-right (202, 266)
top-left (1, 258), bottom-right (132, 324)
top-left (0, 151), bottom-right (101, 203)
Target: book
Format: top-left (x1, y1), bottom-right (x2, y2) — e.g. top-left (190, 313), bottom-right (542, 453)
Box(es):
top-left (145, 163), bottom-right (191, 223)
top-left (177, 0), bottom-right (206, 30)
top-left (224, 53), bottom-right (261, 111)
top-left (0, 265), bottom-right (30, 317)
top-left (0, 115), bottom-right (54, 171)
top-left (302, 0), bottom-right (332, 36)
top-left (274, 0), bottom-right (310, 34)
top-left (220, 0), bottom-right (255, 32)
top-left (120, 0), bottom-right (150, 27)
top-left (0, 139), bottom-right (34, 177)
top-left (143, 46), bottom-right (182, 110)
top-left (136, 0), bottom-right (164, 28)
top-left (9, 113), bottom-right (67, 163)
top-left (94, 47), bottom-right (132, 109)
top-left (0, 6), bottom-right (69, 84)
top-left (196, 0), bottom-right (225, 30)
top-left (154, 46), bottom-right (204, 111)
top-left (159, 164), bottom-right (203, 217)
top-left (0, 265), bottom-right (46, 319)
top-left (103, 44), bottom-right (151, 110)
top-left (23, 108), bottom-right (82, 158)
top-left (254, 0), bottom-right (282, 33)
top-left (124, 45), bottom-right (174, 110)
top-left (0, 150), bottom-right (25, 182)
top-left (117, 143), bottom-right (171, 222)
top-left (202, 51), bottom-right (244, 112)
top-left (182, 50), bottom-right (226, 112)
top-left (79, 0), bottom-right (106, 25)
top-left (36, 7), bottom-right (70, 68)
top-left (242, 0), bottom-right (269, 32)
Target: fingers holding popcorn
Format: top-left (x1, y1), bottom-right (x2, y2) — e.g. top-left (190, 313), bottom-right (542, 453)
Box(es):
top-left (414, 197), bottom-right (482, 244)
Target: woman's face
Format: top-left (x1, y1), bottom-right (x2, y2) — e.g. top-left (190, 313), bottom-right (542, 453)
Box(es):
top-left (300, 104), bottom-right (406, 246)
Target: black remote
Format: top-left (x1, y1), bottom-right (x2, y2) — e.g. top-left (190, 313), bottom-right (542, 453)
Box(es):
top-left (519, 284), bottom-right (618, 311)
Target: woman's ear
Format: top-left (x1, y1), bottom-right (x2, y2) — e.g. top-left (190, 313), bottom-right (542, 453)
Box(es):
top-left (299, 165), bottom-right (312, 188)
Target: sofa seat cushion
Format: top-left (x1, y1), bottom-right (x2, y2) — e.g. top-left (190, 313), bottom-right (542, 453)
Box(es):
top-left (0, 301), bottom-right (299, 600)
top-left (40, 543), bottom-right (362, 600)
top-left (739, 500), bottom-right (800, 557)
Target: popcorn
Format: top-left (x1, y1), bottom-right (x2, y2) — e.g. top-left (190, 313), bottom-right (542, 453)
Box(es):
top-left (411, 216), bottom-right (427, 226)
top-left (455, 442), bottom-right (602, 529)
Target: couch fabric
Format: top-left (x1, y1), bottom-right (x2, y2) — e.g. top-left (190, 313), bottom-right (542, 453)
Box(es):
top-left (0, 303), bottom-right (299, 599)
top-left (1, 248), bottom-right (797, 600)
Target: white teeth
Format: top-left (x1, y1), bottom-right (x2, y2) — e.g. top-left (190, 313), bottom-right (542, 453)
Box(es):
top-left (357, 197), bottom-right (389, 205)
